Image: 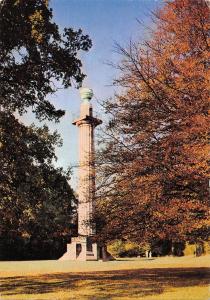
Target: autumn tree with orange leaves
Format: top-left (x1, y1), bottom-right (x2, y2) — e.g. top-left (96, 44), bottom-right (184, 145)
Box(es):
top-left (95, 0), bottom-right (209, 248)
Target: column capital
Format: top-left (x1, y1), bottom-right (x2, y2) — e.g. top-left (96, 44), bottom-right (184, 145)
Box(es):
top-left (72, 115), bottom-right (102, 127)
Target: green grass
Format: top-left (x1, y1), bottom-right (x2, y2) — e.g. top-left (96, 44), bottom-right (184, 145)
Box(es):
top-left (0, 256), bottom-right (209, 300)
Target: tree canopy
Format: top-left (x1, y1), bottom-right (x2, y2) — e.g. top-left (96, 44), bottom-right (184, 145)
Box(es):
top-left (0, 112), bottom-right (77, 259)
top-left (95, 0), bottom-right (209, 245)
top-left (0, 0), bottom-right (91, 259)
top-left (0, 0), bottom-right (92, 121)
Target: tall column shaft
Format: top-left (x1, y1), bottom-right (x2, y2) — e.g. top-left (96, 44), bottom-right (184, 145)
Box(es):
top-left (78, 117), bottom-right (95, 236)
top-left (73, 99), bottom-right (101, 237)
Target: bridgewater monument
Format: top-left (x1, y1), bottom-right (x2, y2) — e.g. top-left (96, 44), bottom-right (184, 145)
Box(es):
top-left (60, 88), bottom-right (102, 261)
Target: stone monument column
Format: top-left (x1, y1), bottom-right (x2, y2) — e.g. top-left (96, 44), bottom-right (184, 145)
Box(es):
top-left (59, 88), bottom-right (102, 261)
top-left (73, 88), bottom-right (101, 236)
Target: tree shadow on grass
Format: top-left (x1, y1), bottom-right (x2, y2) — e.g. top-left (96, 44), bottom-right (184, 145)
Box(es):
top-left (0, 268), bottom-right (209, 299)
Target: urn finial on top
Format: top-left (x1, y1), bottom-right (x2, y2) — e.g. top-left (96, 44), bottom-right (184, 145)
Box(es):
top-left (79, 88), bottom-right (93, 103)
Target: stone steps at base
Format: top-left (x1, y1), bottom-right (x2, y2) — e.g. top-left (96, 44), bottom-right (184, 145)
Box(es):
top-left (59, 249), bottom-right (97, 261)
top-left (86, 251), bottom-right (95, 256)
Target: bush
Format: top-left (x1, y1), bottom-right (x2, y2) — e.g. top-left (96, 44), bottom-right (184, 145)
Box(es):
top-left (108, 240), bottom-right (147, 257)
top-left (204, 241), bottom-right (210, 255)
top-left (151, 240), bottom-right (172, 256)
top-left (120, 242), bottom-right (140, 257)
top-left (184, 243), bottom-right (196, 256)
top-left (107, 240), bottom-right (125, 257)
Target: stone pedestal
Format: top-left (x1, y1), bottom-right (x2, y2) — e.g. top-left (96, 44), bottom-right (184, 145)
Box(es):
top-left (60, 237), bottom-right (98, 261)
top-left (60, 237), bottom-right (114, 261)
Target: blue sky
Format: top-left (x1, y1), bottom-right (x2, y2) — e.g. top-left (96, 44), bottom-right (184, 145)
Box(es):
top-left (22, 0), bottom-right (162, 188)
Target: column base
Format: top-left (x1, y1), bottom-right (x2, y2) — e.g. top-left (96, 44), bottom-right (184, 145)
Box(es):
top-left (59, 236), bottom-right (97, 261)
top-left (59, 236), bottom-right (115, 261)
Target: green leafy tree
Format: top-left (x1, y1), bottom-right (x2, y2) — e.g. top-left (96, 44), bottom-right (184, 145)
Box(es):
top-left (0, 0), bottom-right (92, 120)
top-left (0, 0), bottom-right (91, 258)
top-left (0, 112), bottom-right (77, 259)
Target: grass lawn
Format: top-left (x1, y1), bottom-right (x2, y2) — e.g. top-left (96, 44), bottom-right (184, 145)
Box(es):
top-left (0, 256), bottom-right (209, 300)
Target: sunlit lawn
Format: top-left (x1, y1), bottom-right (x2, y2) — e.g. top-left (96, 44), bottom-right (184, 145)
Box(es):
top-left (0, 256), bottom-right (209, 300)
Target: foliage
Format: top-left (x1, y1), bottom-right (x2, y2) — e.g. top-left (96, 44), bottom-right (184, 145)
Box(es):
top-left (95, 0), bottom-right (209, 245)
top-left (107, 240), bottom-right (125, 257)
top-left (0, 0), bottom-right (92, 259)
top-left (0, 112), bottom-right (77, 259)
top-left (203, 241), bottom-right (210, 255)
top-left (0, 0), bottom-right (92, 121)
top-left (0, 112), bottom-right (76, 251)
top-left (108, 240), bottom-right (147, 257)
